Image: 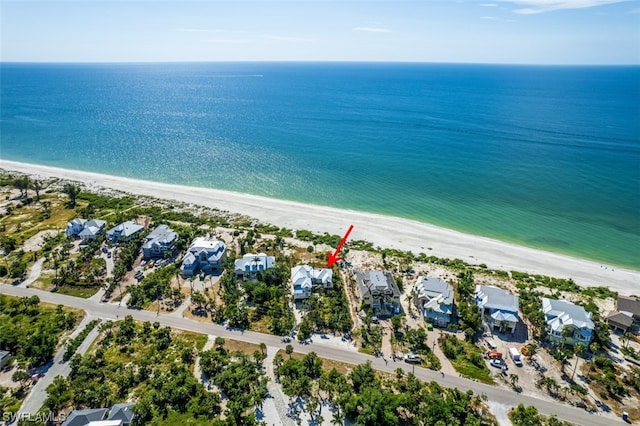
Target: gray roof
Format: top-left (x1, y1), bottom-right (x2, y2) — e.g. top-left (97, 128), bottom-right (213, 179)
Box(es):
top-left (142, 224), bottom-right (177, 250)
top-left (606, 310), bottom-right (634, 329)
top-left (415, 277), bottom-right (454, 305)
top-left (107, 403), bottom-right (135, 423)
top-left (107, 221), bottom-right (144, 239)
top-left (475, 285), bottom-right (519, 312)
top-left (62, 408), bottom-right (108, 426)
top-left (354, 270), bottom-right (401, 298)
top-left (617, 296), bottom-right (640, 317)
top-left (542, 298), bottom-right (595, 331)
top-left (0, 350), bottom-right (10, 360)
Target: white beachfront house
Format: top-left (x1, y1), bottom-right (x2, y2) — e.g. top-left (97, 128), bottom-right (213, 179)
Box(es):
top-left (291, 265), bottom-right (333, 300)
top-left (414, 276), bottom-right (455, 327)
top-left (475, 285), bottom-right (519, 333)
top-left (65, 218), bottom-right (87, 237)
top-left (180, 237), bottom-right (226, 278)
top-left (542, 298), bottom-right (595, 346)
top-left (142, 224), bottom-right (178, 260)
top-left (106, 220), bottom-right (144, 243)
top-left (234, 253), bottom-right (275, 280)
top-left (65, 218), bottom-right (106, 241)
top-left (354, 270), bottom-right (401, 316)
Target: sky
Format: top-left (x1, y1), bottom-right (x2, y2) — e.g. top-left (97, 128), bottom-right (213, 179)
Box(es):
top-left (1, 0), bottom-right (639, 64)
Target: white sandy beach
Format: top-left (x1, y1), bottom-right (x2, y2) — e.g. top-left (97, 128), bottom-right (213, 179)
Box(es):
top-left (1, 159), bottom-right (638, 295)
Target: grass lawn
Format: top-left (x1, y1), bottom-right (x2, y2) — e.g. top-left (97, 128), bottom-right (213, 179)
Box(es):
top-left (439, 334), bottom-right (495, 385)
top-left (277, 349), bottom-right (356, 375)
top-left (55, 285), bottom-right (100, 298)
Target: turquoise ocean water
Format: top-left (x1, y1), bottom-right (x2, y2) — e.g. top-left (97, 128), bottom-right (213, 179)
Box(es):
top-left (1, 63), bottom-right (638, 268)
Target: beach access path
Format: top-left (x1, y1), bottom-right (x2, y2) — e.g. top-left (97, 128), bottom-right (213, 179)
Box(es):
top-left (1, 160), bottom-right (637, 296)
top-left (0, 284), bottom-right (626, 426)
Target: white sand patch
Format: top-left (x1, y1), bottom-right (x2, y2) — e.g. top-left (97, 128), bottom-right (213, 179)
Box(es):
top-left (486, 401), bottom-right (514, 426)
top-left (21, 229), bottom-right (58, 252)
top-left (310, 333), bottom-right (358, 352)
top-left (2, 160), bottom-right (638, 296)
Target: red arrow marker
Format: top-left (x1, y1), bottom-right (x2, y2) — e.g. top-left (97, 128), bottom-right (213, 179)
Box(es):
top-left (327, 225), bottom-right (354, 268)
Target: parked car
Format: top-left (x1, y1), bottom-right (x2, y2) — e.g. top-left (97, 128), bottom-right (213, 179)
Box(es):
top-left (404, 354), bottom-right (421, 364)
top-left (490, 358), bottom-right (505, 368)
top-left (487, 351), bottom-right (503, 359)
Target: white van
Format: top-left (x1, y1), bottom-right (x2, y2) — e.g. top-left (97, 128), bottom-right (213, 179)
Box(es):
top-left (509, 347), bottom-right (522, 366)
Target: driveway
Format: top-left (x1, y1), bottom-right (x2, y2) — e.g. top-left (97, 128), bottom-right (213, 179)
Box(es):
top-left (11, 314), bottom-right (100, 424)
top-left (17, 258), bottom-right (45, 288)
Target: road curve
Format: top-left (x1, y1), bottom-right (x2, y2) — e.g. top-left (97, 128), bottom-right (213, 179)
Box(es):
top-left (0, 284), bottom-right (623, 426)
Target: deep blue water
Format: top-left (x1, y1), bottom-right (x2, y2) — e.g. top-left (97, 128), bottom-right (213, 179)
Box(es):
top-left (1, 62), bottom-right (639, 268)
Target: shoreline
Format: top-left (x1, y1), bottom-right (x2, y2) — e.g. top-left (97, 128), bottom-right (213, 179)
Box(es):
top-left (2, 159), bottom-right (638, 295)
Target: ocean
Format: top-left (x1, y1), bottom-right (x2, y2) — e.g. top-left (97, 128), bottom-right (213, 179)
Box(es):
top-left (1, 62), bottom-right (638, 269)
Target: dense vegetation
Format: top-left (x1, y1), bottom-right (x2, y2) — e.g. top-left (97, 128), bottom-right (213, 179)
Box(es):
top-left (275, 352), bottom-right (496, 425)
top-left (199, 337), bottom-right (269, 424)
top-left (42, 316), bottom-right (215, 425)
top-left (0, 295), bottom-right (78, 368)
top-left (509, 404), bottom-right (572, 426)
top-left (62, 319), bottom-right (100, 361)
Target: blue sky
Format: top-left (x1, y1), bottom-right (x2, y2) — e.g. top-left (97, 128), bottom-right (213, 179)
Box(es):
top-left (1, 0), bottom-right (639, 64)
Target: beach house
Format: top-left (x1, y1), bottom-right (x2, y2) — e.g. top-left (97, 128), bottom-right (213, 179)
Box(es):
top-left (475, 285), bottom-right (519, 333)
top-left (65, 218), bottom-right (106, 241)
top-left (106, 220), bottom-right (144, 243)
top-left (291, 265), bottom-right (333, 300)
top-left (65, 218), bottom-right (87, 237)
top-left (234, 253), bottom-right (275, 280)
top-left (62, 403), bottom-right (136, 426)
top-left (542, 298), bottom-right (595, 346)
top-left (606, 295), bottom-right (640, 333)
top-left (354, 270), bottom-right (401, 316)
top-left (414, 276), bottom-right (455, 327)
top-left (180, 237), bottom-right (226, 278)
top-left (142, 224), bottom-right (178, 260)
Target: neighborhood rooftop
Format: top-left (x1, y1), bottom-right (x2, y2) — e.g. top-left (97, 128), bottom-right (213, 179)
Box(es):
top-left (415, 276), bottom-right (454, 306)
top-left (475, 285), bottom-right (519, 312)
top-left (542, 298), bottom-right (595, 331)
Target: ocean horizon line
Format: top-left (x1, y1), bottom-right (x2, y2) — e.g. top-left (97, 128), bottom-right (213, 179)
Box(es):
top-left (1, 60), bottom-right (639, 67)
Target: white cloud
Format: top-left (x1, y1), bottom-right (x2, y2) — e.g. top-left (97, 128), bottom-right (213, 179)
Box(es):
top-left (481, 3), bottom-right (499, 6)
top-left (353, 27), bottom-right (391, 33)
top-left (176, 28), bottom-right (246, 34)
top-left (202, 39), bottom-right (249, 44)
top-left (263, 35), bottom-right (310, 42)
top-left (503, 0), bottom-right (628, 14)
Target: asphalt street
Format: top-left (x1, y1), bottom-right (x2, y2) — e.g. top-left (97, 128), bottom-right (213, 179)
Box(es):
top-left (0, 284), bottom-right (624, 425)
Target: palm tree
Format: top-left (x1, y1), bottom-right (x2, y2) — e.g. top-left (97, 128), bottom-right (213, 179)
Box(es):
top-left (571, 342), bottom-right (585, 380)
top-left (31, 179), bottom-right (43, 201)
top-left (560, 326), bottom-right (573, 351)
top-left (285, 344), bottom-right (294, 359)
top-left (509, 373), bottom-right (519, 390)
top-left (259, 342), bottom-right (267, 357)
top-left (331, 410), bottom-right (343, 425)
top-left (62, 183), bottom-right (81, 208)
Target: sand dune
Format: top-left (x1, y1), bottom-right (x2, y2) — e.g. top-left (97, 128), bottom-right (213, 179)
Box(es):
top-left (2, 159), bottom-right (638, 295)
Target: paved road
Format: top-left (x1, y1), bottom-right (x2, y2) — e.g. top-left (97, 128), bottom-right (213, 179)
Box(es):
top-left (18, 258), bottom-right (45, 288)
top-left (0, 284), bottom-right (623, 426)
top-left (13, 313), bottom-right (101, 422)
